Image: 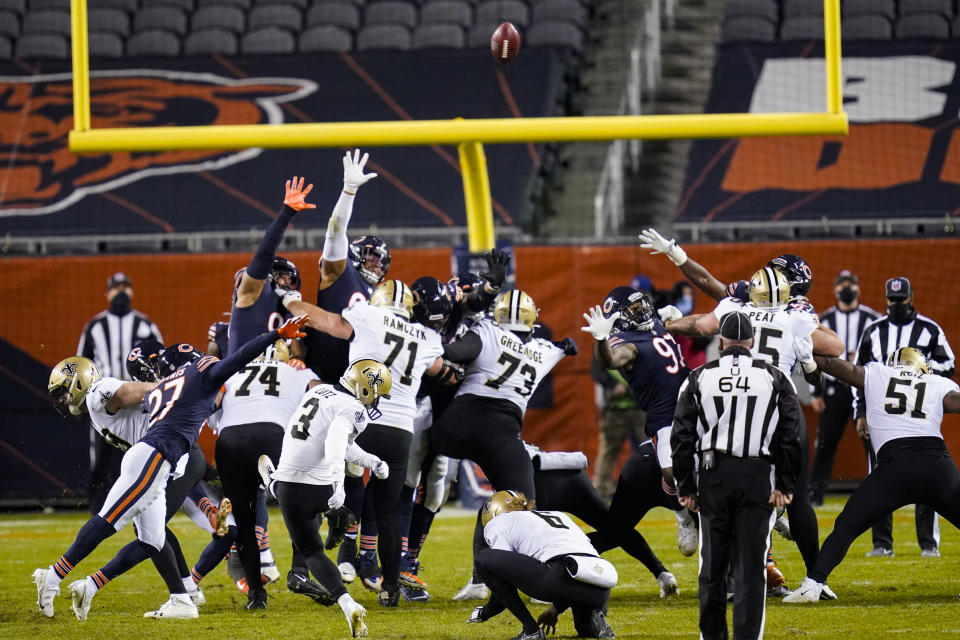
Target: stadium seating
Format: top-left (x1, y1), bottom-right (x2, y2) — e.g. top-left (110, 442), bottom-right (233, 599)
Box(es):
top-left (298, 23), bottom-right (352, 51)
top-left (183, 26), bottom-right (238, 53)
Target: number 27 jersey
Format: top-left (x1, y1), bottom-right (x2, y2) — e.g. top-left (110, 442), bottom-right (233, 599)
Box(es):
top-left (456, 318), bottom-right (566, 415)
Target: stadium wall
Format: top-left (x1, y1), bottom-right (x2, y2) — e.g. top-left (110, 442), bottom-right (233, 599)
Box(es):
top-left (3, 239), bottom-right (959, 502)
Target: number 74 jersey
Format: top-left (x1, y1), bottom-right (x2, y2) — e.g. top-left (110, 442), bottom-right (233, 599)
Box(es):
top-left (863, 362), bottom-right (959, 453)
top-left (456, 319), bottom-right (566, 415)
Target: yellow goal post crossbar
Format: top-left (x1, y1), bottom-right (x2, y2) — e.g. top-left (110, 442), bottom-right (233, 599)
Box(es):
top-left (67, 0), bottom-right (847, 250)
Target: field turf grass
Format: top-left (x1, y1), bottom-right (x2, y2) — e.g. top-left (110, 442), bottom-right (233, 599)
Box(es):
top-left (2, 498), bottom-right (959, 639)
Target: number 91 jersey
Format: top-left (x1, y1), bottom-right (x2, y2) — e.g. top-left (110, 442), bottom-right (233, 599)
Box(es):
top-left (863, 362), bottom-right (959, 453)
top-left (216, 361), bottom-right (319, 433)
top-left (456, 319), bottom-right (566, 415)
top-left (712, 297), bottom-right (818, 377)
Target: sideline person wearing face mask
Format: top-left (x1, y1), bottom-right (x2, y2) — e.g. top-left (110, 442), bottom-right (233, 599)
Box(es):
top-left (853, 276), bottom-right (956, 558)
top-left (77, 272), bottom-right (163, 513)
top-left (807, 271), bottom-right (879, 506)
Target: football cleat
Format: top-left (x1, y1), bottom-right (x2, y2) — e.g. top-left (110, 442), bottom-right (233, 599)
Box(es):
top-left (510, 628), bottom-right (547, 640)
top-left (288, 571), bottom-right (336, 606)
top-left (215, 498), bottom-right (233, 537)
top-left (398, 570), bottom-right (427, 590)
top-left (32, 567), bottom-right (57, 618)
top-left (344, 601), bottom-right (368, 638)
top-left (767, 584), bottom-right (792, 598)
top-left (357, 553), bottom-right (382, 593)
top-left (339, 562), bottom-right (358, 584)
top-left (576, 609), bottom-right (615, 640)
top-left (144, 595), bottom-right (199, 619)
top-left (529, 596), bottom-right (551, 605)
top-left (257, 455), bottom-right (276, 499)
top-left (400, 585), bottom-right (432, 603)
top-left (921, 547), bottom-right (941, 558)
top-left (865, 547), bottom-right (894, 558)
top-left (68, 578), bottom-right (96, 621)
top-left (377, 586), bottom-right (399, 607)
top-left (188, 586), bottom-right (206, 607)
top-left (773, 508), bottom-right (792, 541)
top-left (245, 588), bottom-right (268, 610)
top-left (466, 605), bottom-right (486, 623)
top-left (657, 571), bottom-right (678, 598)
top-left (452, 577), bottom-right (489, 601)
top-left (676, 512), bottom-right (698, 557)
top-left (820, 584), bottom-right (837, 600)
top-left (261, 562), bottom-right (281, 585)
top-left (782, 577), bottom-right (822, 603)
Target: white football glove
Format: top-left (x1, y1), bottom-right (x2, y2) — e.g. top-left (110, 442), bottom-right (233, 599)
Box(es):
top-left (342, 148), bottom-right (377, 193)
top-left (639, 228), bottom-right (688, 266)
top-left (580, 305), bottom-right (619, 341)
top-left (658, 305), bottom-right (682, 323)
top-left (328, 481), bottom-right (346, 510)
top-left (276, 286), bottom-right (302, 310)
top-left (372, 460), bottom-right (389, 480)
top-left (794, 335), bottom-right (817, 373)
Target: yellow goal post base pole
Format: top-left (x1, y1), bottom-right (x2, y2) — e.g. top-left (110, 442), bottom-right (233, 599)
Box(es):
top-left (457, 140), bottom-right (495, 253)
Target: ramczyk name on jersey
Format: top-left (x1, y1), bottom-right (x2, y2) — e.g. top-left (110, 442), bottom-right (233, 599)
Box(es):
top-left (500, 334), bottom-right (544, 363)
top-left (383, 316), bottom-right (427, 340)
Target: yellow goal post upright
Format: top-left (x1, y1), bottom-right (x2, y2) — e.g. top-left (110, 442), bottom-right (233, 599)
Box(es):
top-left (68, 0), bottom-right (846, 252)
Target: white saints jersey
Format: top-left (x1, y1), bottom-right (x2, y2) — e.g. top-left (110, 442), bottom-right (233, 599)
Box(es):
top-left (456, 319), bottom-right (566, 414)
top-left (342, 301), bottom-right (443, 431)
top-left (216, 361), bottom-right (318, 433)
top-left (274, 384), bottom-right (370, 485)
top-left (863, 362), bottom-right (959, 453)
top-left (484, 510), bottom-right (599, 562)
top-left (86, 377), bottom-right (150, 450)
top-left (713, 297), bottom-right (818, 377)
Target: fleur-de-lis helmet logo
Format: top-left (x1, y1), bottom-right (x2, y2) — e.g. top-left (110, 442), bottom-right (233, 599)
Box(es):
top-left (366, 371), bottom-right (384, 389)
top-left (61, 361), bottom-right (78, 376)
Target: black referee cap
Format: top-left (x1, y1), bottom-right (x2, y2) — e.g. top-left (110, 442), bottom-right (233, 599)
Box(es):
top-left (719, 311), bottom-right (754, 341)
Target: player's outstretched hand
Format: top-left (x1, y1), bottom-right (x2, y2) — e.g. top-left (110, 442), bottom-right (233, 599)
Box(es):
top-left (639, 228), bottom-right (687, 266)
top-left (556, 337), bottom-right (578, 357)
top-left (538, 606), bottom-right (560, 635)
top-left (479, 249), bottom-right (511, 289)
top-left (658, 305), bottom-right (682, 323)
top-left (277, 314), bottom-right (308, 339)
top-left (284, 175), bottom-right (316, 212)
top-left (343, 149), bottom-right (377, 193)
top-left (581, 306), bottom-right (618, 341)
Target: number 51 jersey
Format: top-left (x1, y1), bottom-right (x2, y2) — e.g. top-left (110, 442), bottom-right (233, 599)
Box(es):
top-left (712, 297), bottom-right (818, 377)
top-left (863, 362), bottom-right (959, 453)
top-left (217, 361), bottom-right (319, 432)
top-left (456, 318), bottom-right (566, 416)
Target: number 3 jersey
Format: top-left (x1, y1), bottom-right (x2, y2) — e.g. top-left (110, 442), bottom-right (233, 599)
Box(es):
top-left (608, 320), bottom-right (689, 436)
top-left (87, 377), bottom-right (150, 451)
top-left (484, 510), bottom-right (600, 561)
top-left (341, 301), bottom-right (444, 431)
top-left (274, 384), bottom-right (370, 485)
top-left (456, 319), bottom-right (566, 416)
top-left (712, 297), bottom-right (818, 377)
top-left (863, 362), bottom-right (959, 453)
top-left (215, 361), bottom-right (319, 433)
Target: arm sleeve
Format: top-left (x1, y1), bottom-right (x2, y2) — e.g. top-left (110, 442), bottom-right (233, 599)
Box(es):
top-left (344, 441), bottom-right (378, 468)
top-left (443, 331), bottom-right (483, 363)
top-left (670, 374), bottom-right (701, 497)
top-left (853, 325), bottom-right (875, 419)
top-left (77, 323), bottom-right (93, 359)
top-left (928, 323), bottom-right (956, 378)
top-left (324, 416), bottom-right (354, 471)
top-left (323, 191), bottom-right (356, 262)
top-left (464, 282), bottom-right (497, 313)
top-left (536, 451), bottom-right (589, 471)
top-left (770, 369), bottom-right (802, 494)
top-left (247, 205), bottom-right (296, 280)
top-left (203, 331), bottom-right (279, 391)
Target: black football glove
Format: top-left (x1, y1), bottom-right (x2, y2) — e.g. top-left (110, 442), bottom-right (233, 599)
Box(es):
top-left (479, 249), bottom-right (510, 290)
top-left (323, 505), bottom-right (358, 550)
top-left (555, 337), bottom-right (578, 356)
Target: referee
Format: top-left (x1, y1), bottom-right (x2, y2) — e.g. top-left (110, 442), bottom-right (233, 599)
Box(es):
top-left (76, 272), bottom-right (162, 512)
top-left (808, 270), bottom-right (879, 505)
top-left (672, 312), bottom-right (802, 640)
top-left (854, 276), bottom-right (956, 557)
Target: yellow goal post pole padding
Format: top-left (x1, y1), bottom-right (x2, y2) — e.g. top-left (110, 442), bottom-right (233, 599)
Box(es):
top-left (457, 140), bottom-right (495, 252)
top-left (824, 0), bottom-right (843, 115)
top-left (70, 0), bottom-right (91, 132)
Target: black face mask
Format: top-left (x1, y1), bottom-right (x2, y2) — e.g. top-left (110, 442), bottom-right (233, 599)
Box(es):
top-left (836, 286), bottom-right (857, 304)
top-left (110, 291), bottom-right (131, 315)
top-left (887, 301), bottom-right (915, 325)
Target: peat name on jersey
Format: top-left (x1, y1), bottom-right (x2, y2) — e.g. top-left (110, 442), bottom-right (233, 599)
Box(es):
top-left (500, 333), bottom-right (545, 363)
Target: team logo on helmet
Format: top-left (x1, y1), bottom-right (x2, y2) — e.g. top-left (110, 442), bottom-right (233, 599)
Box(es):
top-left (366, 370), bottom-right (385, 389)
top-left (127, 347), bottom-right (141, 361)
top-left (60, 361), bottom-right (78, 376)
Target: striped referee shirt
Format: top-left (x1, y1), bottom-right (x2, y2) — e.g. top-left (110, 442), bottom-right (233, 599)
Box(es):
top-left (77, 310), bottom-right (163, 380)
top-left (818, 303), bottom-right (879, 384)
top-left (671, 346), bottom-right (802, 497)
top-left (853, 311), bottom-right (955, 419)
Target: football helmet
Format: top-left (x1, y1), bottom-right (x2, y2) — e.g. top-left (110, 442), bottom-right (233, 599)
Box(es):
top-left (157, 343), bottom-right (203, 377)
top-left (449, 272), bottom-right (485, 294)
top-left (480, 490), bottom-right (530, 527)
top-left (126, 339), bottom-right (165, 382)
top-left (412, 276), bottom-right (453, 330)
top-left (493, 290), bottom-right (537, 333)
top-left (260, 339), bottom-right (291, 363)
top-left (49, 357), bottom-right (101, 417)
top-left (748, 267), bottom-right (790, 308)
top-left (340, 359), bottom-right (393, 410)
top-left (370, 280), bottom-right (414, 320)
top-left (349, 235), bottom-right (391, 286)
top-left (602, 286), bottom-right (655, 332)
top-left (767, 254), bottom-right (812, 297)
top-left (271, 256), bottom-right (301, 291)
top-left (887, 347), bottom-right (930, 374)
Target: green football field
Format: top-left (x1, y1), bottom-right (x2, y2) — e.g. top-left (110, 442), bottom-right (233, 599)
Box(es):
top-left (2, 499), bottom-right (959, 639)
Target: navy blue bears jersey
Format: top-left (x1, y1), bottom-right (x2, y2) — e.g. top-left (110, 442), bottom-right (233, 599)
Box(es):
top-left (207, 321), bottom-right (229, 356)
top-left (303, 264), bottom-right (373, 383)
top-left (608, 320), bottom-right (690, 437)
top-left (227, 268), bottom-right (288, 357)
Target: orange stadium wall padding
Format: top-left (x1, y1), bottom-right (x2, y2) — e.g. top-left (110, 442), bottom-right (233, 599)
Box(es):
top-left (4, 239), bottom-right (959, 483)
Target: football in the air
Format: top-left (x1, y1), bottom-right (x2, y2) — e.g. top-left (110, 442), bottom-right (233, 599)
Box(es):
top-left (490, 22), bottom-right (521, 64)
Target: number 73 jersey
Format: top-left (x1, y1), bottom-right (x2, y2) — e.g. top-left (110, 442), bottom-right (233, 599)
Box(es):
top-left (863, 362), bottom-right (959, 453)
top-left (456, 319), bottom-right (566, 415)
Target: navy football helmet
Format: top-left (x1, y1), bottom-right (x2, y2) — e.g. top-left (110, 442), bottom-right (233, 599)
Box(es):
top-left (767, 254), bottom-right (812, 297)
top-left (157, 343), bottom-right (203, 377)
top-left (349, 235), bottom-right (391, 286)
top-left (271, 256), bottom-right (301, 291)
top-left (126, 339), bottom-right (166, 382)
top-left (412, 276), bottom-right (453, 330)
top-left (602, 286), bottom-right (655, 332)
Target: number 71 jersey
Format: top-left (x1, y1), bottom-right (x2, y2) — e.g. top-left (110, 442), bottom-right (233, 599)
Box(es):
top-left (863, 362), bottom-right (958, 453)
top-left (456, 318), bottom-right (566, 415)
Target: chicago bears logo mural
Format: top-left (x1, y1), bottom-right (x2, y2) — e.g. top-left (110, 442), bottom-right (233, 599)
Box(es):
top-left (0, 69), bottom-right (316, 218)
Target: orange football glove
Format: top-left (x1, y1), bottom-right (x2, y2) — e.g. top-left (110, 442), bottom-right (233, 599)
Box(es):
top-left (277, 315), bottom-right (308, 339)
top-left (288, 357), bottom-right (307, 371)
top-left (283, 176), bottom-right (316, 212)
